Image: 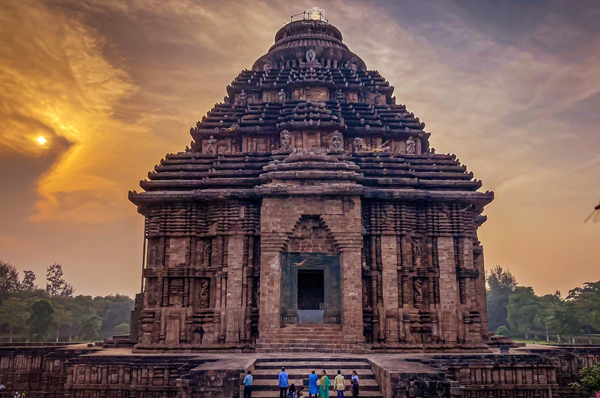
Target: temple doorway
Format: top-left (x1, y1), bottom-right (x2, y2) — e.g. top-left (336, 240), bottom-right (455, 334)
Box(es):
top-left (297, 270), bottom-right (325, 324)
top-left (280, 253), bottom-right (341, 325)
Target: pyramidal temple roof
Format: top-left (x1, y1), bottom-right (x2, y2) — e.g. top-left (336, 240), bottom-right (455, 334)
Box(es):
top-left (130, 15), bottom-right (493, 210)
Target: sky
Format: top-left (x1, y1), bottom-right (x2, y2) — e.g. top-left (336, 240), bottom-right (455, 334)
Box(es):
top-left (0, 0), bottom-right (599, 298)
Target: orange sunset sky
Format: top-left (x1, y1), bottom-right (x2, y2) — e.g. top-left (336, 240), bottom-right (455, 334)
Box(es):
top-left (0, 0), bottom-right (599, 298)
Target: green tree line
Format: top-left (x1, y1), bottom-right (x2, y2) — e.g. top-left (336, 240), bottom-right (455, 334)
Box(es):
top-left (487, 266), bottom-right (600, 343)
top-left (0, 260), bottom-right (133, 343)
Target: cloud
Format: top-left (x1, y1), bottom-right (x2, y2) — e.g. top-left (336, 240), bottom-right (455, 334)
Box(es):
top-left (0, 0), bottom-right (599, 296)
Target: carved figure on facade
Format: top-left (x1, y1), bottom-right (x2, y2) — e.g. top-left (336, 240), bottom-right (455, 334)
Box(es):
top-left (207, 136), bottom-right (217, 154)
top-left (373, 91), bottom-right (381, 105)
top-left (226, 123), bottom-right (239, 132)
top-left (280, 129), bottom-right (291, 150)
top-left (406, 136), bottom-right (416, 155)
top-left (413, 279), bottom-right (423, 308)
top-left (238, 90), bottom-right (248, 106)
top-left (199, 279), bottom-right (210, 309)
top-left (278, 89), bottom-right (286, 102)
top-left (193, 325), bottom-right (205, 344)
top-left (202, 242), bottom-right (212, 267)
top-left (332, 131), bottom-right (343, 149)
top-left (353, 137), bottom-right (364, 152)
top-left (335, 88), bottom-right (346, 103)
top-left (412, 238), bottom-right (422, 267)
top-left (306, 48), bottom-right (316, 62)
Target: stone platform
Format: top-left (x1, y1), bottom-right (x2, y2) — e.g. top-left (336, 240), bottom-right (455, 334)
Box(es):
top-left (0, 343), bottom-right (599, 398)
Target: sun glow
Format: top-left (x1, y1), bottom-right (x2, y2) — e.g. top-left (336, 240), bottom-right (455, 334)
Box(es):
top-left (36, 135), bottom-right (47, 145)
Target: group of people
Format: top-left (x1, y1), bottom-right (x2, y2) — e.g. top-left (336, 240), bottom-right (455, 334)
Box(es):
top-left (0, 385), bottom-right (27, 398)
top-left (242, 368), bottom-right (359, 398)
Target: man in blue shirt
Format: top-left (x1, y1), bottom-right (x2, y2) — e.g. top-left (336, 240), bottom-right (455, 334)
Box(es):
top-left (243, 370), bottom-right (253, 398)
top-left (279, 367), bottom-right (289, 398)
top-left (308, 370), bottom-right (319, 397)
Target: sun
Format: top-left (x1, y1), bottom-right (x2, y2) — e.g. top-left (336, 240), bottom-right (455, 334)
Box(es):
top-left (36, 136), bottom-right (47, 145)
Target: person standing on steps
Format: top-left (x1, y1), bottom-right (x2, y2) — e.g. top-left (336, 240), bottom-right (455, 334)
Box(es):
top-left (279, 367), bottom-right (289, 398)
top-left (308, 370), bottom-right (319, 397)
top-left (287, 384), bottom-right (297, 398)
top-left (243, 370), bottom-right (253, 398)
top-left (351, 371), bottom-right (359, 397)
top-left (318, 370), bottom-right (331, 398)
top-left (334, 370), bottom-right (346, 397)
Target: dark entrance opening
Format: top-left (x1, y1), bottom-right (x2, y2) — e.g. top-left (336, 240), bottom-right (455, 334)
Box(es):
top-left (297, 270), bottom-right (325, 324)
top-left (298, 270), bottom-right (324, 310)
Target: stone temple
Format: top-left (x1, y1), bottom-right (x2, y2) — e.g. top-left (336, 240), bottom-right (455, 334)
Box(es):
top-left (1, 11), bottom-right (599, 398)
top-left (128, 12), bottom-right (493, 354)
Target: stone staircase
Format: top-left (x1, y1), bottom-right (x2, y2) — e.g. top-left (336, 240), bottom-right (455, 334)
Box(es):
top-left (246, 357), bottom-right (383, 397)
top-left (255, 325), bottom-right (363, 353)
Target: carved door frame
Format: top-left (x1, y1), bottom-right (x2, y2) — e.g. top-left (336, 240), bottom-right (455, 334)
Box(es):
top-left (280, 252), bottom-right (341, 325)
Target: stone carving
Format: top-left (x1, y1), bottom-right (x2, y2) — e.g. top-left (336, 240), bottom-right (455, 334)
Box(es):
top-left (199, 279), bottom-right (210, 308)
top-left (202, 241), bottom-right (212, 267)
top-left (278, 89), bottom-right (286, 102)
top-left (413, 279), bottom-right (423, 308)
top-left (207, 136), bottom-right (217, 154)
top-left (373, 91), bottom-right (381, 105)
top-left (406, 136), bottom-right (415, 155)
top-left (306, 48), bottom-right (316, 62)
top-left (362, 281), bottom-right (369, 308)
top-left (238, 90), bottom-right (247, 106)
top-left (332, 131), bottom-right (343, 149)
top-left (280, 129), bottom-right (291, 150)
top-left (353, 137), bottom-right (364, 152)
top-left (335, 88), bottom-right (345, 103)
top-left (193, 325), bottom-right (205, 344)
top-left (226, 123), bottom-right (239, 132)
top-left (411, 238), bottom-right (422, 268)
top-left (344, 59), bottom-right (357, 71)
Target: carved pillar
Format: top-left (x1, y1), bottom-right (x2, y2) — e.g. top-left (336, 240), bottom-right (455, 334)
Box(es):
top-left (474, 244), bottom-right (488, 334)
top-left (437, 236), bottom-right (458, 344)
top-left (225, 234), bottom-right (244, 343)
top-left (258, 233), bottom-right (286, 334)
top-left (381, 235), bottom-right (399, 343)
top-left (339, 246), bottom-right (364, 342)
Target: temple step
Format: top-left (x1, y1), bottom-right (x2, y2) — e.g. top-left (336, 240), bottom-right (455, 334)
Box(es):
top-left (246, 357), bottom-right (383, 397)
top-left (256, 325), bottom-right (362, 352)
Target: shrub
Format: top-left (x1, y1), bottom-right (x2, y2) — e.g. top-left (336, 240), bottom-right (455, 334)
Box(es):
top-left (496, 326), bottom-right (510, 336)
top-left (113, 323), bottom-right (130, 336)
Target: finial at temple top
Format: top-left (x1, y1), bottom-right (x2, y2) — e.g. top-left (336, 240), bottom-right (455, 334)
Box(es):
top-left (290, 7), bottom-right (327, 23)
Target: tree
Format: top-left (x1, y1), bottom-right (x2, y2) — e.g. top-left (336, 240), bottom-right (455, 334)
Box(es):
top-left (534, 292), bottom-right (563, 342)
top-left (21, 270), bottom-right (37, 291)
top-left (0, 298), bottom-right (29, 342)
top-left (571, 363), bottom-right (600, 393)
top-left (114, 323), bottom-right (130, 336)
top-left (0, 260), bottom-right (21, 300)
top-left (28, 299), bottom-right (56, 341)
top-left (566, 281), bottom-right (600, 343)
top-left (77, 315), bottom-right (102, 341)
top-left (94, 295), bottom-right (134, 339)
top-left (67, 295), bottom-right (95, 340)
top-left (554, 302), bottom-right (584, 343)
top-left (507, 286), bottom-right (541, 339)
top-left (46, 264), bottom-right (74, 297)
top-left (51, 305), bottom-right (72, 343)
top-left (486, 266), bottom-right (517, 333)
